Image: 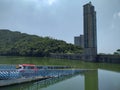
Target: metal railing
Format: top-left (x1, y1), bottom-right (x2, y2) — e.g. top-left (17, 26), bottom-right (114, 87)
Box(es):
top-left (0, 68), bottom-right (81, 80)
top-left (0, 64), bottom-right (81, 80)
top-left (0, 64), bottom-right (16, 69)
top-left (0, 64), bottom-right (72, 70)
top-left (0, 69), bottom-right (21, 79)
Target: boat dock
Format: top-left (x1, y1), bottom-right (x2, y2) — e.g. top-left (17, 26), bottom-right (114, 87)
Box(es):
top-left (0, 64), bottom-right (91, 87)
top-left (0, 76), bottom-right (49, 87)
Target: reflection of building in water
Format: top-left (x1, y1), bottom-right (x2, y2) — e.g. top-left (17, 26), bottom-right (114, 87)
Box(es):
top-left (19, 70), bottom-right (98, 90)
top-left (84, 70), bottom-right (98, 90)
top-left (7, 70), bottom-right (98, 90)
top-left (20, 73), bottom-right (81, 90)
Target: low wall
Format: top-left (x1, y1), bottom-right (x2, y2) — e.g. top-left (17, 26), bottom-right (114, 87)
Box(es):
top-left (50, 53), bottom-right (83, 60)
top-left (50, 53), bottom-right (120, 63)
top-left (97, 55), bottom-right (120, 63)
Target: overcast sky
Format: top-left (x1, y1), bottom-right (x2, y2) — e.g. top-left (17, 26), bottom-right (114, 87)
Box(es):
top-left (0, 0), bottom-right (120, 54)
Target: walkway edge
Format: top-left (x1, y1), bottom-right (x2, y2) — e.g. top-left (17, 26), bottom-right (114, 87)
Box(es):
top-left (0, 77), bottom-right (49, 87)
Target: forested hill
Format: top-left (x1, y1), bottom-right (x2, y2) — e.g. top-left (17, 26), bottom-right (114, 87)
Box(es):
top-left (0, 29), bottom-right (82, 57)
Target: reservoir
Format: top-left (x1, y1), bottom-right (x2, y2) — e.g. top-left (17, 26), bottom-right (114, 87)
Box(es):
top-left (0, 56), bottom-right (120, 90)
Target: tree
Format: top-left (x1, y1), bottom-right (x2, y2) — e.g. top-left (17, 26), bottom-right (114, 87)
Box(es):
top-left (0, 30), bottom-right (83, 56)
top-left (114, 49), bottom-right (120, 55)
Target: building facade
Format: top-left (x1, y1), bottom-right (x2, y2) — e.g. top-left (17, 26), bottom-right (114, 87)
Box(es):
top-left (74, 2), bottom-right (97, 61)
top-left (74, 35), bottom-right (84, 48)
top-left (83, 2), bottom-right (97, 61)
top-left (74, 36), bottom-right (81, 46)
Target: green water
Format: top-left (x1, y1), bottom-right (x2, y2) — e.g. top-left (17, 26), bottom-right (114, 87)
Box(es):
top-left (0, 56), bottom-right (120, 90)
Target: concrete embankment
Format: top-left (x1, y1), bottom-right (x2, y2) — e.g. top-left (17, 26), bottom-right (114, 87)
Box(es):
top-left (0, 76), bottom-right (49, 87)
top-left (50, 53), bottom-right (120, 63)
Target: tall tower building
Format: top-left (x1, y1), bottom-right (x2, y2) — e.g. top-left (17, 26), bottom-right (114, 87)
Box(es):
top-left (83, 2), bottom-right (97, 61)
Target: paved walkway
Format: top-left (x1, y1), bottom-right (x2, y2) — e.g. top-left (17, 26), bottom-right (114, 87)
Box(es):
top-left (0, 76), bottom-right (49, 87)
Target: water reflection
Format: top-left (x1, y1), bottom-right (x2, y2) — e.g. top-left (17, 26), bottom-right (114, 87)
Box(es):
top-left (1, 69), bottom-right (120, 90)
top-left (84, 70), bottom-right (98, 90)
top-left (0, 72), bottom-right (84, 90)
top-left (0, 57), bottom-right (120, 90)
top-left (98, 69), bottom-right (120, 90)
top-left (26, 73), bottom-right (82, 90)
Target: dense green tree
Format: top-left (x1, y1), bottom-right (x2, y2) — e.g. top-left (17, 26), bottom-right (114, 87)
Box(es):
top-left (0, 29), bottom-right (83, 56)
top-left (114, 49), bottom-right (120, 55)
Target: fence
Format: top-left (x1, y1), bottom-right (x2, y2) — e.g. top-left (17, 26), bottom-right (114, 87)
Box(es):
top-left (0, 64), bottom-right (16, 69)
top-left (0, 69), bottom-right (81, 80)
top-left (0, 69), bottom-right (21, 79)
top-left (0, 64), bottom-right (81, 80)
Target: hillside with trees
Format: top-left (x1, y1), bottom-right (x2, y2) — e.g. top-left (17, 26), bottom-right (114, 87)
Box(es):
top-left (114, 49), bottom-right (120, 55)
top-left (0, 29), bottom-right (83, 57)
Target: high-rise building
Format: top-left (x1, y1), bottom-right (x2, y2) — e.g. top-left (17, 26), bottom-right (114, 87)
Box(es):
top-left (83, 2), bottom-right (97, 60)
top-left (74, 2), bottom-right (97, 61)
top-left (74, 35), bottom-right (84, 48)
top-left (74, 36), bottom-right (81, 46)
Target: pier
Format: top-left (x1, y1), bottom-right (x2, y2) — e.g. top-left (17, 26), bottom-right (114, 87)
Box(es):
top-left (0, 64), bottom-right (87, 87)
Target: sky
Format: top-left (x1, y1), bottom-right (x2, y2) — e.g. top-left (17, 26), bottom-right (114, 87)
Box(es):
top-left (0, 0), bottom-right (120, 54)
